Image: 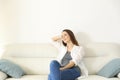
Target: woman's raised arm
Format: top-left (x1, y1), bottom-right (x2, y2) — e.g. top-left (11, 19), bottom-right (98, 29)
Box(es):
top-left (52, 36), bottom-right (61, 41)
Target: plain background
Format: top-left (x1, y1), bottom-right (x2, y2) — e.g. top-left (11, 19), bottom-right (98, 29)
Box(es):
top-left (0, 0), bottom-right (120, 46)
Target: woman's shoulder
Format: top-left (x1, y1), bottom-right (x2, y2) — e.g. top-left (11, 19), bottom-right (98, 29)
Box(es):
top-left (73, 45), bottom-right (85, 54)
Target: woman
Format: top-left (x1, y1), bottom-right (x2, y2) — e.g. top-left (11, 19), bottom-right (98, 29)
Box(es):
top-left (48, 29), bottom-right (88, 80)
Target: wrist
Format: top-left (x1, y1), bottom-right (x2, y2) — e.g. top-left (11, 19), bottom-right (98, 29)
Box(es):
top-left (60, 67), bottom-right (65, 70)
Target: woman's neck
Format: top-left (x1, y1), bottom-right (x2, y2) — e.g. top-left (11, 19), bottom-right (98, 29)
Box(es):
top-left (67, 43), bottom-right (73, 47)
top-left (66, 41), bottom-right (74, 52)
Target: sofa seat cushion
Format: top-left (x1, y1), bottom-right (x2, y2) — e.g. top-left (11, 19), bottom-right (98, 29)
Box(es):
top-left (78, 75), bottom-right (111, 80)
top-left (109, 78), bottom-right (120, 80)
top-left (6, 75), bottom-right (119, 80)
top-left (6, 75), bottom-right (47, 80)
top-left (3, 57), bottom-right (54, 75)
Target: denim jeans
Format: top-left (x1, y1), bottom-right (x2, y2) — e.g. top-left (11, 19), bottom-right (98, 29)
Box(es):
top-left (48, 60), bottom-right (80, 80)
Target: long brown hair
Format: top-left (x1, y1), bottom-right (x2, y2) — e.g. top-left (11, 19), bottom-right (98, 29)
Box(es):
top-left (62, 29), bottom-right (79, 46)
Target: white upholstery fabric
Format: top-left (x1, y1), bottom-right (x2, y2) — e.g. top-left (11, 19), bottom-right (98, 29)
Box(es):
top-left (0, 71), bottom-right (7, 80)
top-left (117, 73), bottom-right (120, 78)
top-left (6, 75), bottom-right (47, 80)
top-left (78, 75), bottom-right (109, 80)
top-left (83, 43), bottom-right (120, 75)
top-left (80, 75), bottom-right (120, 80)
top-left (3, 44), bottom-right (58, 58)
top-left (1, 43), bottom-right (120, 80)
top-left (5, 75), bottom-right (120, 80)
top-left (2, 44), bottom-right (57, 75)
top-left (3, 57), bottom-right (54, 75)
top-left (109, 78), bottom-right (120, 80)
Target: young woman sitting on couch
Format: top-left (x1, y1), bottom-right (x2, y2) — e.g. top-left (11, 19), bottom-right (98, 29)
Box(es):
top-left (48, 29), bottom-right (88, 80)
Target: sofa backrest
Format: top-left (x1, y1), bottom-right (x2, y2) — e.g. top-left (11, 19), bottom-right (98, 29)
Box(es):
top-left (83, 43), bottom-right (120, 75)
top-left (1, 43), bottom-right (120, 75)
top-left (2, 43), bottom-right (58, 75)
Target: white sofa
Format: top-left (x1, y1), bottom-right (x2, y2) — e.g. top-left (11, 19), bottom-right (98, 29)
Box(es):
top-left (0, 42), bottom-right (120, 80)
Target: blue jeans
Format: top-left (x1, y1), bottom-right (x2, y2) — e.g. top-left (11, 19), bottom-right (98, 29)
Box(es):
top-left (48, 60), bottom-right (80, 80)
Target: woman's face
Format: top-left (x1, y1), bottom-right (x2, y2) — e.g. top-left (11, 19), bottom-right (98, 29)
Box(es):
top-left (61, 31), bottom-right (71, 43)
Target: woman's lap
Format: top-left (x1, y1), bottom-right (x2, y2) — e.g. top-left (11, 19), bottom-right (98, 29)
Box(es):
top-left (48, 60), bottom-right (80, 80)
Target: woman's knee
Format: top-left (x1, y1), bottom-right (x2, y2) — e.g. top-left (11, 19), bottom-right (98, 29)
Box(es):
top-left (50, 60), bottom-right (60, 67)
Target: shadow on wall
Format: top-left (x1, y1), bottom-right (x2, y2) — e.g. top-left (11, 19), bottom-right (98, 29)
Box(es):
top-left (75, 32), bottom-right (92, 46)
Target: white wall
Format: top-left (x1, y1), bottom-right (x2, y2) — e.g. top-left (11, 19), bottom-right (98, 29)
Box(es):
top-left (0, 0), bottom-right (19, 44)
top-left (1, 0), bottom-right (120, 44)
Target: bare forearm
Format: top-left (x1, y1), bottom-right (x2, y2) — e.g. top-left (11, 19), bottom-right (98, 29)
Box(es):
top-left (60, 61), bottom-right (75, 70)
top-left (52, 36), bottom-right (61, 41)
